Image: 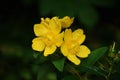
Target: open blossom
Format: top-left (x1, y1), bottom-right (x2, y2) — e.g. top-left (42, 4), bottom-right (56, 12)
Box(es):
top-left (61, 29), bottom-right (91, 65)
top-left (32, 17), bottom-right (64, 56)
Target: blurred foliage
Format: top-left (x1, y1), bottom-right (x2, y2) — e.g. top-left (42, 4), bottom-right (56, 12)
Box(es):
top-left (38, 0), bottom-right (115, 27)
top-left (0, 0), bottom-right (120, 80)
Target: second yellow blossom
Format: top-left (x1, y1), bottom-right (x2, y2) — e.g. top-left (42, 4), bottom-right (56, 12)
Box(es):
top-left (61, 29), bottom-right (91, 65)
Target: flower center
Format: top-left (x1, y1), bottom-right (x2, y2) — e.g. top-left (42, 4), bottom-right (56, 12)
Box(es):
top-left (42, 31), bottom-right (56, 47)
top-left (69, 45), bottom-right (80, 55)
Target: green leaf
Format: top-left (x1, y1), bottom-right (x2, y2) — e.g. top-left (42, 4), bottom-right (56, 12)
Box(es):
top-left (78, 4), bottom-right (98, 27)
top-left (78, 65), bottom-right (106, 77)
top-left (52, 58), bottom-right (65, 72)
top-left (81, 47), bottom-right (108, 66)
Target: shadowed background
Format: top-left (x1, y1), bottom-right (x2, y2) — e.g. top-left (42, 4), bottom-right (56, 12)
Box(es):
top-left (0, 0), bottom-right (120, 80)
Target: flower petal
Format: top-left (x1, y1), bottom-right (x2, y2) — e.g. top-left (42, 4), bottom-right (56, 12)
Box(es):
top-left (64, 29), bottom-right (72, 41)
top-left (34, 22), bottom-right (49, 36)
top-left (60, 16), bottom-right (74, 28)
top-left (61, 42), bottom-right (69, 56)
top-left (56, 31), bottom-right (64, 47)
top-left (44, 45), bottom-right (57, 56)
top-left (49, 17), bottom-right (61, 34)
top-left (67, 54), bottom-right (81, 65)
top-left (72, 29), bottom-right (85, 45)
top-left (41, 17), bottom-right (50, 24)
top-left (77, 45), bottom-right (91, 58)
top-left (32, 37), bottom-right (45, 51)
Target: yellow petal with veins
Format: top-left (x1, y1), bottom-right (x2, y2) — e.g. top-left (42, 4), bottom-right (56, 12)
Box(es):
top-left (77, 45), bottom-right (91, 58)
top-left (64, 29), bottom-right (72, 41)
top-left (44, 45), bottom-right (57, 56)
top-left (49, 17), bottom-right (61, 34)
top-left (72, 29), bottom-right (85, 45)
top-left (34, 22), bottom-right (49, 36)
top-left (61, 42), bottom-right (69, 56)
top-left (67, 54), bottom-right (80, 65)
top-left (32, 37), bottom-right (45, 51)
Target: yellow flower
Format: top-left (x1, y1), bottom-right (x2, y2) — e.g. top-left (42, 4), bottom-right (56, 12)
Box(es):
top-left (60, 16), bottom-right (74, 28)
top-left (61, 29), bottom-right (91, 65)
top-left (32, 17), bottom-right (64, 56)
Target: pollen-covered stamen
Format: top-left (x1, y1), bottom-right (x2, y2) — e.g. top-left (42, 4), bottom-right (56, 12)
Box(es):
top-left (69, 45), bottom-right (80, 55)
top-left (42, 38), bottom-right (54, 47)
top-left (41, 31), bottom-right (57, 47)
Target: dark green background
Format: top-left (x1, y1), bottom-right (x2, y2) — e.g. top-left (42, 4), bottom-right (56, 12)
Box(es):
top-left (0, 0), bottom-right (120, 80)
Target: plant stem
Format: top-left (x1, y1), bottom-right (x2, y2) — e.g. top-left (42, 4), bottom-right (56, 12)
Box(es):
top-left (105, 58), bottom-right (113, 80)
top-left (66, 63), bottom-right (82, 79)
